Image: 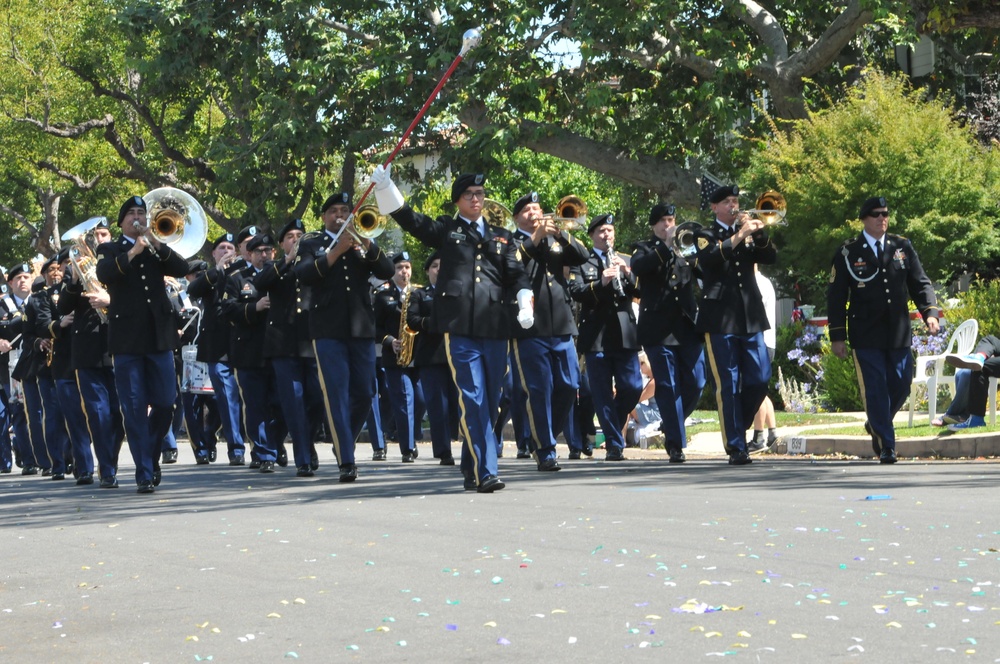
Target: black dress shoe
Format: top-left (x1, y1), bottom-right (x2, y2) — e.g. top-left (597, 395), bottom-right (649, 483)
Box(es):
top-left (537, 458), bottom-right (561, 472)
top-left (582, 445), bottom-right (593, 458)
top-left (259, 461), bottom-right (276, 473)
top-left (208, 448), bottom-right (218, 462)
top-left (477, 475), bottom-right (506, 493)
top-left (51, 472), bottom-right (66, 480)
top-left (515, 451), bottom-right (531, 459)
top-left (136, 481), bottom-right (155, 494)
top-left (668, 447), bottom-right (687, 463)
top-left (100, 476), bottom-right (119, 489)
top-left (439, 454), bottom-right (456, 466)
top-left (41, 468), bottom-right (52, 476)
top-left (296, 465), bottom-right (314, 477)
top-left (879, 448), bottom-right (898, 464)
top-left (277, 447), bottom-right (288, 467)
top-left (729, 451), bottom-right (753, 465)
top-left (195, 455), bottom-right (210, 465)
top-left (568, 450), bottom-right (582, 460)
top-left (229, 455), bottom-right (245, 466)
top-left (864, 420), bottom-right (881, 455)
top-left (76, 473), bottom-right (94, 485)
top-left (249, 459), bottom-right (262, 470)
top-left (338, 464), bottom-right (358, 483)
top-left (401, 452), bottom-right (416, 463)
top-left (372, 450), bottom-right (387, 461)
top-left (22, 465), bottom-right (38, 476)
top-left (1, 466), bottom-right (11, 474)
top-left (162, 449), bottom-right (179, 464)
top-left (152, 466), bottom-right (162, 487)
top-left (604, 451), bottom-right (625, 461)
top-left (463, 474), bottom-right (477, 491)
top-left (411, 447), bottom-right (419, 459)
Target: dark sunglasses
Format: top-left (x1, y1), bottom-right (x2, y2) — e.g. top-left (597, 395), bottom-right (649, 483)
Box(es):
top-left (868, 210), bottom-right (889, 218)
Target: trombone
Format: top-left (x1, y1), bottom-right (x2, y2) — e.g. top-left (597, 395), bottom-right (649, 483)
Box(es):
top-left (542, 194), bottom-right (588, 231)
top-left (742, 190), bottom-right (787, 226)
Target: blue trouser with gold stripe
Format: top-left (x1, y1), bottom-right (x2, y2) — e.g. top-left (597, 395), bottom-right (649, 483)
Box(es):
top-left (511, 335), bottom-right (579, 461)
top-left (585, 349), bottom-right (643, 454)
top-left (113, 351), bottom-right (177, 485)
top-left (852, 347), bottom-right (913, 452)
top-left (314, 338), bottom-right (375, 467)
top-left (645, 343), bottom-right (706, 449)
top-left (446, 335), bottom-right (506, 485)
top-left (704, 332), bottom-right (771, 455)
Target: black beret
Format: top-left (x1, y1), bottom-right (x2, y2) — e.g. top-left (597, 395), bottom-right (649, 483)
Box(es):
top-left (321, 192), bottom-right (352, 213)
top-left (648, 203), bottom-right (676, 225)
top-left (94, 216), bottom-right (110, 229)
top-left (246, 234), bottom-right (274, 251)
top-left (41, 255), bottom-right (58, 273)
top-left (235, 225), bottom-right (259, 246)
top-left (709, 185), bottom-right (740, 204)
top-left (588, 213), bottom-right (615, 235)
top-left (31, 276), bottom-right (46, 293)
top-left (392, 251), bottom-right (411, 265)
top-left (423, 250), bottom-right (440, 272)
top-left (213, 233), bottom-right (236, 250)
top-left (117, 195), bottom-right (146, 226)
top-left (7, 263), bottom-right (31, 280)
top-left (56, 247), bottom-right (71, 263)
top-left (512, 192), bottom-right (539, 217)
top-left (859, 196), bottom-right (888, 219)
top-left (277, 218), bottom-right (306, 242)
top-left (187, 259), bottom-right (208, 275)
top-left (451, 173), bottom-right (486, 203)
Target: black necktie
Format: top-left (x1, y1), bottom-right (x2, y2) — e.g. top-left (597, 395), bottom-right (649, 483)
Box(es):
top-left (465, 219), bottom-right (481, 242)
top-left (875, 241), bottom-right (883, 263)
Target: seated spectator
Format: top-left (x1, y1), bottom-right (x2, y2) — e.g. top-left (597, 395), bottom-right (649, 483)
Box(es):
top-left (944, 335), bottom-right (1000, 431)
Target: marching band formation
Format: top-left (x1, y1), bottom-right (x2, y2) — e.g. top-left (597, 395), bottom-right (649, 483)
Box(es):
top-left (0, 171), bottom-right (795, 495)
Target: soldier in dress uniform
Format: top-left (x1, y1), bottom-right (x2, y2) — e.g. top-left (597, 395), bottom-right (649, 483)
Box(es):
top-left (0, 272), bottom-right (10, 474)
top-left (95, 195), bottom-right (191, 493)
top-left (16, 274), bottom-right (55, 477)
top-left (631, 204), bottom-right (706, 463)
top-left (568, 214), bottom-right (642, 462)
top-left (370, 167), bottom-right (534, 492)
top-left (294, 192), bottom-right (394, 483)
top-left (374, 251), bottom-right (423, 462)
top-left (60, 218), bottom-right (125, 487)
top-left (255, 218), bottom-right (322, 477)
top-left (508, 192), bottom-right (590, 471)
top-left (222, 233), bottom-right (280, 472)
top-left (827, 196), bottom-right (939, 463)
top-left (694, 185), bottom-right (776, 465)
top-left (188, 232), bottom-right (247, 464)
top-left (406, 251), bottom-right (458, 465)
top-left (0, 264), bottom-right (36, 474)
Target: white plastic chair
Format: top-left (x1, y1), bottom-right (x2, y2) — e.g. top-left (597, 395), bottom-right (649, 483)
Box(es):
top-left (908, 318), bottom-right (978, 427)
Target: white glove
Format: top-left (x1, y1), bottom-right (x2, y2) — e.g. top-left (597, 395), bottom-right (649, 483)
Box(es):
top-left (370, 164), bottom-right (404, 215)
top-left (516, 288), bottom-right (534, 329)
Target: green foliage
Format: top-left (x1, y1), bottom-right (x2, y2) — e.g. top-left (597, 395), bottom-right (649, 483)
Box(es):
top-left (743, 72), bottom-right (1000, 306)
top-left (948, 279), bottom-right (1000, 337)
top-left (821, 350), bottom-right (864, 412)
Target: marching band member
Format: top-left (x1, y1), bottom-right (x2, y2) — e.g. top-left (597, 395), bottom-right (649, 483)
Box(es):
top-left (16, 274), bottom-right (55, 477)
top-left (0, 264), bottom-right (37, 475)
top-left (370, 167), bottom-right (533, 492)
top-left (568, 214), bottom-right (642, 462)
top-left (631, 204), bottom-right (705, 463)
top-left (95, 195), bottom-right (190, 494)
top-left (508, 192), bottom-right (590, 471)
top-left (255, 218), bottom-right (322, 477)
top-left (695, 185), bottom-right (776, 465)
top-left (294, 192), bottom-right (394, 483)
top-left (61, 219), bottom-right (124, 487)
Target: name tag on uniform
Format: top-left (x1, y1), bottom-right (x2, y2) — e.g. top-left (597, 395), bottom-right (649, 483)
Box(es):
top-left (450, 231), bottom-right (466, 241)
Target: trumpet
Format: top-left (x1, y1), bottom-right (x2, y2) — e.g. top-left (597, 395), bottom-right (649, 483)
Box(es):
top-left (343, 205), bottom-right (387, 257)
top-left (542, 194), bottom-right (588, 231)
top-left (741, 190), bottom-right (787, 226)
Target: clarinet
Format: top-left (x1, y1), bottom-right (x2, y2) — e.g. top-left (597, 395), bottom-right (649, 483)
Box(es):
top-left (605, 243), bottom-right (627, 300)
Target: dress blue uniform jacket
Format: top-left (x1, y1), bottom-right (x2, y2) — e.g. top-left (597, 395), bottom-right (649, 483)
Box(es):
top-left (293, 232), bottom-right (394, 340)
top-left (390, 207), bottom-right (529, 339)
top-left (221, 265), bottom-right (268, 369)
top-left (187, 261), bottom-right (244, 362)
top-left (373, 282), bottom-right (411, 362)
top-left (827, 233), bottom-right (940, 349)
top-left (11, 291), bottom-right (46, 381)
top-left (631, 236), bottom-right (700, 348)
top-left (58, 280), bottom-right (111, 370)
top-left (253, 258), bottom-right (312, 358)
top-left (0, 293), bottom-right (26, 387)
top-left (95, 237), bottom-right (191, 355)
top-left (406, 285), bottom-right (447, 367)
top-left (510, 230), bottom-right (588, 338)
top-left (694, 222), bottom-right (776, 335)
top-left (567, 249), bottom-right (639, 353)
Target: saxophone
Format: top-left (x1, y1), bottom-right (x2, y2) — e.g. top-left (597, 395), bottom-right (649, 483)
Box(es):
top-left (397, 284), bottom-right (419, 367)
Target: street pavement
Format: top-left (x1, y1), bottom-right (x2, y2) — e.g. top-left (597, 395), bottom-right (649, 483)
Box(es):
top-left (2, 441), bottom-right (999, 662)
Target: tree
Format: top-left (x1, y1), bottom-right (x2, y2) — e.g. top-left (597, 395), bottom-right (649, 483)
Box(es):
top-left (742, 72), bottom-right (1000, 307)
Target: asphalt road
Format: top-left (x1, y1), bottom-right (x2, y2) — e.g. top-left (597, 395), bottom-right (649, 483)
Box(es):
top-left (2, 445), bottom-right (999, 662)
